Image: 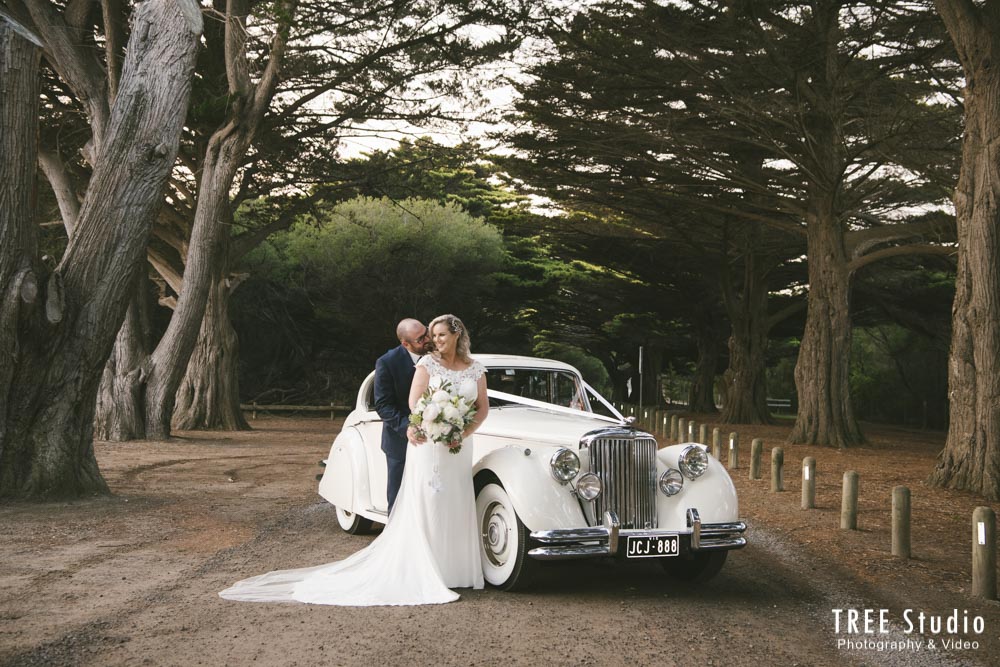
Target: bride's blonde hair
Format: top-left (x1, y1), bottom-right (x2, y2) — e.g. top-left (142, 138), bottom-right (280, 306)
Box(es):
top-left (429, 314), bottom-right (472, 363)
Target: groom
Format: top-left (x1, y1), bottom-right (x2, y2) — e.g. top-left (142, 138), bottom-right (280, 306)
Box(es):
top-left (374, 318), bottom-right (431, 511)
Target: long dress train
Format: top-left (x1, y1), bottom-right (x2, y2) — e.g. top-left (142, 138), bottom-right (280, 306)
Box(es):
top-left (219, 359), bottom-right (485, 606)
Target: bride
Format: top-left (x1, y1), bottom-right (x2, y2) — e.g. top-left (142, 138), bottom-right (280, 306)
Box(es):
top-left (219, 314), bottom-right (487, 605)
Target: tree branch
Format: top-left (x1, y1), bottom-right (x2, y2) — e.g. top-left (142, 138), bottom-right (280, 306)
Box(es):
top-left (848, 243), bottom-right (957, 275)
top-left (846, 215), bottom-right (956, 258)
top-left (37, 148), bottom-right (80, 237)
top-left (248, 0), bottom-right (297, 122)
top-left (100, 0), bottom-right (127, 103)
top-left (147, 245), bottom-right (184, 295)
top-left (224, 0), bottom-right (251, 97)
top-left (22, 0), bottom-right (111, 150)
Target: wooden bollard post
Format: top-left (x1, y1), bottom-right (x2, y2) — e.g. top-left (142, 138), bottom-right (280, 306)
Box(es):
top-left (750, 438), bottom-right (763, 480)
top-left (678, 418), bottom-right (687, 442)
top-left (973, 507), bottom-right (997, 600)
top-left (801, 457), bottom-right (816, 509)
top-left (660, 413), bottom-right (668, 437)
top-left (688, 421), bottom-right (696, 442)
top-left (252, 401), bottom-right (258, 420)
top-left (670, 415), bottom-right (678, 441)
top-left (892, 486), bottom-right (911, 559)
top-left (728, 432), bottom-right (739, 469)
top-left (841, 471), bottom-right (859, 530)
top-left (712, 428), bottom-right (721, 460)
top-left (698, 424), bottom-right (708, 446)
top-left (771, 447), bottom-right (783, 492)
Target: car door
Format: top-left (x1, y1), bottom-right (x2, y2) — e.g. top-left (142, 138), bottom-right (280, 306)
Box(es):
top-left (357, 377), bottom-right (389, 513)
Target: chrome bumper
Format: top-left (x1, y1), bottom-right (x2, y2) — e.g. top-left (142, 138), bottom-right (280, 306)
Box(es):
top-left (527, 509), bottom-right (747, 561)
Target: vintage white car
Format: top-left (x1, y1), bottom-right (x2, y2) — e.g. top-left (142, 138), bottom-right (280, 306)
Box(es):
top-left (318, 354), bottom-right (746, 590)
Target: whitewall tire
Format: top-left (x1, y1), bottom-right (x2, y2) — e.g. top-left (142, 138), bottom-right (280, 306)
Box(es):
top-left (335, 505), bottom-right (373, 535)
top-left (475, 481), bottom-right (536, 590)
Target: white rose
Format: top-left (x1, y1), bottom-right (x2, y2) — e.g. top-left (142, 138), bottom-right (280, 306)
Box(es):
top-left (432, 389), bottom-right (450, 405)
top-left (459, 379), bottom-right (477, 402)
top-left (455, 398), bottom-right (469, 414)
top-left (428, 375), bottom-right (443, 389)
top-left (422, 402), bottom-right (441, 422)
top-left (443, 404), bottom-right (461, 424)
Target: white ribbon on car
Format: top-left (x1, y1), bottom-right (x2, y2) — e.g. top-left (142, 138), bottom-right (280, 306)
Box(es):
top-left (486, 388), bottom-right (624, 425)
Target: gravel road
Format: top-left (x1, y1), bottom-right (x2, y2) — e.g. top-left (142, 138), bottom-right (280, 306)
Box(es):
top-left (1, 418), bottom-right (994, 667)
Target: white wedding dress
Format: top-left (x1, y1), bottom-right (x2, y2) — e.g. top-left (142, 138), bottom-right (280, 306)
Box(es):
top-left (219, 356), bottom-right (485, 606)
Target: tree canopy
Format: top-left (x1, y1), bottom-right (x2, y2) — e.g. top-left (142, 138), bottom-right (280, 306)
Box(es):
top-left (236, 196), bottom-right (505, 398)
top-left (503, 0), bottom-right (960, 440)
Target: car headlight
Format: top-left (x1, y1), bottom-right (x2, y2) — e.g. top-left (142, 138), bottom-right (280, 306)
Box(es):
top-left (678, 445), bottom-right (709, 480)
top-left (659, 468), bottom-right (684, 496)
top-left (575, 472), bottom-right (602, 500)
top-left (550, 448), bottom-right (581, 482)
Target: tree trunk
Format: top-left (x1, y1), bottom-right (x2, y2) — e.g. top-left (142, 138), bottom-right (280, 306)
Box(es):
top-left (134, 1), bottom-right (293, 439)
top-left (95, 129), bottom-right (252, 442)
top-left (928, 0), bottom-right (1000, 499)
top-left (143, 132), bottom-right (251, 438)
top-left (787, 4), bottom-right (863, 447)
top-left (172, 271), bottom-right (250, 430)
top-left (0, 2), bottom-right (202, 498)
top-left (689, 317), bottom-right (720, 414)
top-left (94, 285), bottom-right (151, 441)
top-left (720, 252), bottom-right (772, 424)
top-left (789, 200), bottom-right (864, 446)
top-left (1, 24), bottom-right (43, 473)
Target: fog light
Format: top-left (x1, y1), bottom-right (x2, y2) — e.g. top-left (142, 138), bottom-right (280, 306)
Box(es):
top-left (659, 468), bottom-right (684, 496)
top-left (575, 472), bottom-right (602, 500)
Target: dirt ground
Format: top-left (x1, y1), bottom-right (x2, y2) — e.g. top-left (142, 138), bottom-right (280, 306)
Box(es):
top-left (703, 416), bottom-right (1000, 603)
top-left (2, 415), bottom-right (999, 666)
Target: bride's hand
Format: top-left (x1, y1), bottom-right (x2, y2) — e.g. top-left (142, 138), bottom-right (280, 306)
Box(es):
top-left (407, 425), bottom-right (426, 445)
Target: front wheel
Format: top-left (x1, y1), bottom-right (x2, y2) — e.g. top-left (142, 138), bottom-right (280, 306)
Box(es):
top-left (335, 506), bottom-right (373, 535)
top-left (660, 550), bottom-right (728, 583)
top-left (475, 482), bottom-right (537, 591)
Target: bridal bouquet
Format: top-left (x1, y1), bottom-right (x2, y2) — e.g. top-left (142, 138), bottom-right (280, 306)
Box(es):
top-left (409, 376), bottom-right (478, 454)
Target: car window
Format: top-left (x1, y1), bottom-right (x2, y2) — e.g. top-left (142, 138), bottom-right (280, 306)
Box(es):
top-left (486, 368), bottom-right (590, 411)
top-left (586, 384), bottom-right (620, 419)
top-left (363, 379), bottom-right (376, 412)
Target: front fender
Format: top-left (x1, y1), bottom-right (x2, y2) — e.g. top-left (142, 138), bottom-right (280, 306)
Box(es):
top-left (656, 443), bottom-right (740, 529)
top-left (473, 445), bottom-right (587, 532)
top-left (318, 427), bottom-right (371, 512)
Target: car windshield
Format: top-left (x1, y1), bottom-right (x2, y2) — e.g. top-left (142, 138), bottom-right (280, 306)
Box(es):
top-left (486, 367), bottom-right (591, 412)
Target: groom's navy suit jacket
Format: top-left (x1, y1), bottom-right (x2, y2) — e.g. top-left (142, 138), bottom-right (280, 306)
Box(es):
top-left (374, 345), bottom-right (415, 508)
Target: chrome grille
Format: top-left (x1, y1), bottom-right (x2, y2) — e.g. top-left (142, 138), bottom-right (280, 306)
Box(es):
top-left (586, 431), bottom-right (658, 529)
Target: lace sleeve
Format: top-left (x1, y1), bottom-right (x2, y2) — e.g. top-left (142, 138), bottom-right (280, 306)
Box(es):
top-left (470, 360), bottom-right (486, 380)
top-left (416, 355), bottom-right (436, 371)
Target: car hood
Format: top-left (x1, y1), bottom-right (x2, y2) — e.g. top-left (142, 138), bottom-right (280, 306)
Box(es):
top-left (479, 405), bottom-right (625, 449)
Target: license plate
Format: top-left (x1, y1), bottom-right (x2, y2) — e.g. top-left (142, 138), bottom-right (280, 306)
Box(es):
top-left (625, 534), bottom-right (680, 558)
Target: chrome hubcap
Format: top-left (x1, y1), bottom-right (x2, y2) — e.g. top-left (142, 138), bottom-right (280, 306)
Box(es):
top-left (482, 501), bottom-right (510, 566)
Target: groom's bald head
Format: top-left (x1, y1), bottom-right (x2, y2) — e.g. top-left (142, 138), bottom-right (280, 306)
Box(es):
top-left (397, 318), bottom-right (430, 354)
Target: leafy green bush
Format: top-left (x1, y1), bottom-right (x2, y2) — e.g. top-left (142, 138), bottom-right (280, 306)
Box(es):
top-left (234, 196), bottom-right (505, 401)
